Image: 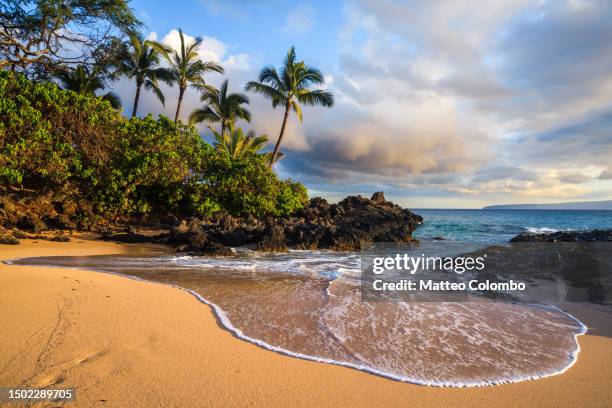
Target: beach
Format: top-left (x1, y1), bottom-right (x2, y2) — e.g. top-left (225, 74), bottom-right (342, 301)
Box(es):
top-left (1, 236), bottom-right (612, 407)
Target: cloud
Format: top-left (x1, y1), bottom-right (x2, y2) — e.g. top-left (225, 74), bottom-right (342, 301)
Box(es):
top-left (273, 0), bottom-right (612, 205)
top-left (599, 168), bottom-right (612, 180)
top-left (282, 4), bottom-right (317, 36)
top-left (557, 173), bottom-right (593, 184)
top-left (114, 2), bottom-right (612, 206)
top-left (159, 29), bottom-right (251, 72)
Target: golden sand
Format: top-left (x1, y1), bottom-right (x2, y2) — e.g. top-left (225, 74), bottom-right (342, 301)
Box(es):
top-left (1, 236), bottom-right (611, 407)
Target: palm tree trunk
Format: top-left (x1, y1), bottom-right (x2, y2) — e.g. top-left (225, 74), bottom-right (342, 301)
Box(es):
top-left (175, 86), bottom-right (185, 123)
top-left (269, 102), bottom-right (291, 168)
top-left (132, 81), bottom-right (142, 118)
top-left (221, 119), bottom-right (226, 137)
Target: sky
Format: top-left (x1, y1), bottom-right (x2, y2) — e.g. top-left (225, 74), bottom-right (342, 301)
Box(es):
top-left (111, 0), bottom-right (612, 208)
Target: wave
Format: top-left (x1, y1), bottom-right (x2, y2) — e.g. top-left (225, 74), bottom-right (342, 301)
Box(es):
top-left (8, 253), bottom-right (587, 387)
top-left (524, 227), bottom-right (561, 234)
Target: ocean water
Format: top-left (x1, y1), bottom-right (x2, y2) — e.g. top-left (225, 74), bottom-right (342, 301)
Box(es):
top-left (12, 209), bottom-right (609, 386)
top-left (413, 209), bottom-right (612, 243)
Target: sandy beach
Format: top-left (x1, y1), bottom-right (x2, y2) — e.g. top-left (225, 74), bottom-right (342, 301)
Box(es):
top-left (1, 237), bottom-right (612, 407)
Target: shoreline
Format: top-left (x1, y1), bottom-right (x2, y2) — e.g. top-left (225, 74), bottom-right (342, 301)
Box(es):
top-left (1, 237), bottom-right (612, 407)
top-left (7, 252), bottom-right (589, 389)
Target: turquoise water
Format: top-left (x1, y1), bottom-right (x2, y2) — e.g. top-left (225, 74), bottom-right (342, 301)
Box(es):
top-left (413, 209), bottom-right (612, 243)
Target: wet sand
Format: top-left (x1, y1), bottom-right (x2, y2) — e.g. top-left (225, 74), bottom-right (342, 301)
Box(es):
top-left (1, 236), bottom-right (612, 407)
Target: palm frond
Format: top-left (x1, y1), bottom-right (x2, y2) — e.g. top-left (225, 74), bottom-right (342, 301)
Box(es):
top-left (245, 82), bottom-right (285, 107)
top-left (234, 105), bottom-right (251, 122)
top-left (102, 92), bottom-right (121, 109)
top-left (144, 79), bottom-right (165, 105)
top-left (296, 89), bottom-right (334, 107)
top-left (258, 65), bottom-right (284, 89)
top-left (189, 106), bottom-right (220, 125)
top-left (297, 67), bottom-right (325, 88)
top-left (291, 100), bottom-right (303, 122)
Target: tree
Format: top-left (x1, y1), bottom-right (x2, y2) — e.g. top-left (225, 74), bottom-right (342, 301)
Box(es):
top-left (209, 124), bottom-right (269, 160)
top-left (245, 46), bottom-right (333, 167)
top-left (189, 79), bottom-right (250, 136)
top-left (55, 64), bottom-right (121, 108)
top-left (0, 0), bottom-right (140, 75)
top-left (151, 29), bottom-right (224, 123)
top-left (116, 33), bottom-right (171, 117)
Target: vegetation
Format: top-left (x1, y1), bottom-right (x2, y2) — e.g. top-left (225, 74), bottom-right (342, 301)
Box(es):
top-left (55, 64), bottom-right (121, 108)
top-left (116, 33), bottom-right (171, 117)
top-left (0, 2), bottom-right (335, 224)
top-left (246, 46), bottom-right (334, 167)
top-left (189, 79), bottom-right (251, 137)
top-left (0, 71), bottom-right (307, 218)
top-left (151, 29), bottom-right (224, 123)
top-left (196, 153), bottom-right (307, 217)
top-left (211, 125), bottom-right (268, 160)
top-left (0, 0), bottom-right (139, 75)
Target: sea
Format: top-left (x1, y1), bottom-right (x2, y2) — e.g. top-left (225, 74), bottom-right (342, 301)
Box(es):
top-left (11, 209), bottom-right (612, 387)
top-left (413, 208), bottom-right (612, 243)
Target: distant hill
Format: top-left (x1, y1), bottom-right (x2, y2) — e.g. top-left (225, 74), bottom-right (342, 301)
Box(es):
top-left (483, 200), bottom-right (612, 210)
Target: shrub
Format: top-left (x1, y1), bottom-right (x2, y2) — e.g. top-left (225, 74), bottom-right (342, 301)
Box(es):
top-left (277, 180), bottom-right (309, 216)
top-left (193, 154), bottom-right (307, 218)
top-left (0, 70), bottom-right (120, 187)
top-left (98, 115), bottom-right (211, 215)
top-left (0, 71), bottom-right (308, 220)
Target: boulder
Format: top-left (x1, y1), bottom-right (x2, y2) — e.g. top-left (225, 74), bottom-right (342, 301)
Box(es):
top-left (258, 224), bottom-right (288, 252)
top-left (510, 229), bottom-right (612, 243)
top-left (169, 192), bottom-right (423, 254)
top-left (370, 191), bottom-right (386, 203)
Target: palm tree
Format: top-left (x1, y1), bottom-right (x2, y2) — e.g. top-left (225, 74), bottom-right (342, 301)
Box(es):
top-left (210, 124), bottom-right (277, 160)
top-left (116, 33), bottom-right (172, 117)
top-left (245, 46), bottom-right (333, 167)
top-left (55, 64), bottom-right (121, 108)
top-left (189, 79), bottom-right (251, 136)
top-left (151, 29), bottom-right (224, 123)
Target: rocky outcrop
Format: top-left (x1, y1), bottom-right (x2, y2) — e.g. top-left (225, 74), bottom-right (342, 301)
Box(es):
top-left (0, 227), bottom-right (71, 245)
top-left (510, 229), bottom-right (612, 243)
top-left (166, 192), bottom-right (422, 253)
top-left (0, 189), bottom-right (97, 232)
top-left (1, 189), bottom-right (423, 253)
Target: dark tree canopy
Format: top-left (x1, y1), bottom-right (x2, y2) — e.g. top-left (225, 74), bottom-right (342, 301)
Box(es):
top-left (0, 0), bottom-right (140, 75)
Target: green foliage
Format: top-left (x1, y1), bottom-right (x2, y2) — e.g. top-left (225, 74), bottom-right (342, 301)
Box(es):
top-left (0, 0), bottom-right (141, 73)
top-left (115, 32), bottom-right (172, 116)
top-left (150, 29), bottom-right (224, 122)
top-left (192, 153), bottom-right (305, 217)
top-left (0, 71), bottom-right (308, 220)
top-left (210, 125), bottom-right (269, 160)
top-left (246, 46), bottom-right (334, 166)
top-left (55, 64), bottom-right (121, 108)
top-left (277, 180), bottom-right (309, 216)
top-left (189, 79), bottom-right (250, 136)
top-left (96, 115), bottom-right (211, 214)
top-left (0, 70), bottom-right (121, 186)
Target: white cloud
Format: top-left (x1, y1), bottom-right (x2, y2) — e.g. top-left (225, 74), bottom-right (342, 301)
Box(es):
top-left (112, 2), bottom-right (612, 206)
top-left (159, 29), bottom-right (251, 72)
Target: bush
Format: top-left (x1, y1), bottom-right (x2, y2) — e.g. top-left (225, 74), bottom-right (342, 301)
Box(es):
top-left (0, 70), bottom-right (121, 187)
top-left (192, 154), bottom-right (307, 217)
top-left (0, 71), bottom-right (308, 221)
top-left (98, 115), bottom-right (211, 215)
top-left (277, 180), bottom-right (309, 216)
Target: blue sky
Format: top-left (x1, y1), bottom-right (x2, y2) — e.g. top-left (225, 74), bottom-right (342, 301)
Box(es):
top-left (112, 0), bottom-right (612, 208)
